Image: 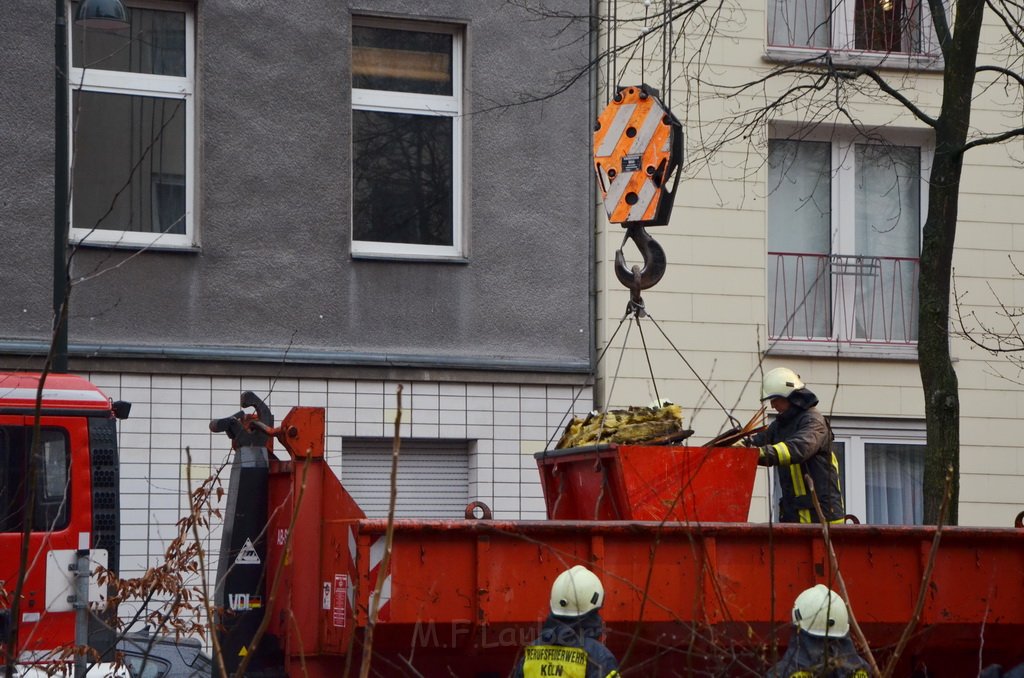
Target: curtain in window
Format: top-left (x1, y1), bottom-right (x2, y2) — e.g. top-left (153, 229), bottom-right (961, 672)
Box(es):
top-left (767, 140), bottom-right (832, 339)
top-left (832, 440), bottom-right (847, 508)
top-left (854, 144), bottom-right (920, 342)
top-left (767, 0), bottom-right (831, 47)
top-left (865, 442), bottom-right (923, 524)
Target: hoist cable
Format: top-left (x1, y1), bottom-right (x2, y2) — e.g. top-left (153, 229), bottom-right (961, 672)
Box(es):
top-left (663, 0), bottom-right (673, 108)
top-left (611, 0), bottom-right (618, 93)
top-left (634, 313), bottom-right (661, 405)
top-left (544, 307), bottom-right (634, 450)
top-left (601, 316), bottom-right (635, 433)
top-left (641, 2), bottom-right (650, 83)
top-left (643, 309), bottom-right (741, 428)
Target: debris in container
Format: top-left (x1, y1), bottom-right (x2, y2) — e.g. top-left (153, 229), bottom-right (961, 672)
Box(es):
top-left (555, 402), bottom-right (691, 448)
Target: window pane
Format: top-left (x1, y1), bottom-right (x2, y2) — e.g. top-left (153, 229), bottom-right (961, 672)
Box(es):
top-left (72, 5), bottom-right (186, 76)
top-left (72, 91), bottom-right (186, 235)
top-left (855, 0), bottom-right (921, 51)
top-left (42, 438), bottom-right (68, 500)
top-left (832, 440), bottom-right (847, 510)
top-left (854, 145), bottom-right (920, 341)
top-left (768, 0), bottom-right (831, 47)
top-left (0, 429), bottom-right (16, 532)
top-left (352, 111), bottom-right (453, 246)
top-left (0, 428), bottom-right (69, 532)
top-left (353, 26), bottom-right (453, 95)
top-left (865, 442), bottom-right (923, 524)
top-left (767, 140), bottom-right (832, 339)
top-left (35, 431), bottom-right (70, 530)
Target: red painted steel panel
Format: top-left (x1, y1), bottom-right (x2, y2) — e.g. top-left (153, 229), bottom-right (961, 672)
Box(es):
top-left (537, 444), bottom-right (759, 522)
top-left (340, 520), bottom-right (1024, 675)
top-left (263, 408), bottom-right (1024, 676)
top-left (0, 372), bottom-right (112, 411)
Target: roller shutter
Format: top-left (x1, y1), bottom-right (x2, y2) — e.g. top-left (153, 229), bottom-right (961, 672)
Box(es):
top-left (341, 438), bottom-right (469, 518)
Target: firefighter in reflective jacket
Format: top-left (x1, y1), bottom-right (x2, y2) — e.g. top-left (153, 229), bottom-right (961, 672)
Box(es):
top-left (511, 565), bottom-right (620, 678)
top-left (748, 367), bottom-right (845, 524)
top-left (766, 585), bottom-right (871, 678)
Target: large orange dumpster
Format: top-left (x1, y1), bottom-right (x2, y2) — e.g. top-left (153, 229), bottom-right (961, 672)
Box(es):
top-left (535, 443), bottom-right (760, 522)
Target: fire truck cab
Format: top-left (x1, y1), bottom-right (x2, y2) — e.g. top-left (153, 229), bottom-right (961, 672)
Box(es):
top-left (0, 372), bottom-right (128, 664)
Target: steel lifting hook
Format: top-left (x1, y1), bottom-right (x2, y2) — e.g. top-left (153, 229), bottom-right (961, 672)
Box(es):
top-left (615, 225), bottom-right (667, 312)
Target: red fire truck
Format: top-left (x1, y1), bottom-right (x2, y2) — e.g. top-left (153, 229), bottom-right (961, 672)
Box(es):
top-left (0, 372), bottom-right (128, 670)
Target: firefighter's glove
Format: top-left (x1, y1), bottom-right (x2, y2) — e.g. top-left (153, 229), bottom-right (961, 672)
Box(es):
top-left (756, 447), bottom-right (771, 467)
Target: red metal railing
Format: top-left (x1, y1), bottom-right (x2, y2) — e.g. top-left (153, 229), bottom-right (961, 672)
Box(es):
top-left (768, 252), bottom-right (919, 344)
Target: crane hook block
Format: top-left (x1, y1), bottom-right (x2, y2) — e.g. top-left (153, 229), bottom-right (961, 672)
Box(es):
top-left (593, 84), bottom-right (683, 227)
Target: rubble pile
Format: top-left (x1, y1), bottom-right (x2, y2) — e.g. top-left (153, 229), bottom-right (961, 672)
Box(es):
top-left (556, 402), bottom-right (687, 448)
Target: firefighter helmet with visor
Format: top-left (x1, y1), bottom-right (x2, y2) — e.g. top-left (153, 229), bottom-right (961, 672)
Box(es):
top-left (761, 367), bottom-right (804, 402)
top-left (792, 584), bottom-right (850, 637)
top-left (550, 565), bottom-right (605, 617)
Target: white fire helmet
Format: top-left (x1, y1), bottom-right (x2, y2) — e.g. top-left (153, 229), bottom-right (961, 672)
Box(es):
top-left (792, 584), bottom-right (850, 638)
top-left (550, 565), bottom-right (605, 617)
top-left (761, 367), bottom-right (804, 401)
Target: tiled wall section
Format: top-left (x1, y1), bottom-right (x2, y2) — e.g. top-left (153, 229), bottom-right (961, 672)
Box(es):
top-left (85, 372), bottom-right (593, 583)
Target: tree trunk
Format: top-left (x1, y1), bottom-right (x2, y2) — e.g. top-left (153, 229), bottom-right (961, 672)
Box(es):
top-left (918, 0), bottom-right (986, 525)
top-left (918, 146), bottom-right (962, 525)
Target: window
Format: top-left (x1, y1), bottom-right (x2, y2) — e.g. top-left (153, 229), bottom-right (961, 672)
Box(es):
top-left (832, 422), bottom-right (925, 524)
top-left (768, 420), bottom-right (924, 524)
top-left (767, 0), bottom-right (940, 58)
top-left (766, 129), bottom-right (929, 355)
top-left (341, 439), bottom-right (469, 518)
top-left (351, 18), bottom-right (463, 259)
top-left (0, 427), bottom-right (70, 532)
top-left (69, 1), bottom-right (195, 249)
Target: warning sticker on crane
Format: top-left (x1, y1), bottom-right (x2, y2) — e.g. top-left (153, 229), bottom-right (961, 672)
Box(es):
top-left (234, 538), bottom-right (261, 565)
top-left (333, 574), bottom-right (348, 628)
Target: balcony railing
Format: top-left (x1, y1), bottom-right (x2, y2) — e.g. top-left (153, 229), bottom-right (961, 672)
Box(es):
top-left (768, 252), bottom-right (919, 344)
top-left (766, 0), bottom-right (941, 57)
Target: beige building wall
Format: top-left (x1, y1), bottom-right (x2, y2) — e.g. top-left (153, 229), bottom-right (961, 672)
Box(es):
top-left (594, 0), bottom-right (1024, 526)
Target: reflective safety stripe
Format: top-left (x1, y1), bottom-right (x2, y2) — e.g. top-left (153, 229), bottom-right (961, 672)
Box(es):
top-left (605, 672), bottom-right (620, 678)
top-left (829, 517), bottom-right (845, 524)
top-left (523, 645), bottom-right (588, 678)
top-left (790, 464), bottom-right (806, 496)
top-left (772, 442), bottom-right (792, 465)
top-left (789, 465), bottom-right (813, 523)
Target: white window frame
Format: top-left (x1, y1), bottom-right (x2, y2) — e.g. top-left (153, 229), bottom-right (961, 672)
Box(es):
top-left (768, 418), bottom-right (925, 524)
top-left (350, 17), bottom-right (464, 261)
top-left (830, 418), bottom-right (925, 524)
top-left (767, 124), bottom-right (933, 359)
top-left (764, 0), bottom-right (944, 70)
top-left (67, 0), bottom-right (196, 250)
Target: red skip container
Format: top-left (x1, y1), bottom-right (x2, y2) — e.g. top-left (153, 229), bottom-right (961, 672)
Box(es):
top-left (534, 444), bottom-right (759, 522)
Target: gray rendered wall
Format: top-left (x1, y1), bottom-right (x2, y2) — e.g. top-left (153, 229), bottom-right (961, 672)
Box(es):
top-left (0, 1), bottom-right (593, 372)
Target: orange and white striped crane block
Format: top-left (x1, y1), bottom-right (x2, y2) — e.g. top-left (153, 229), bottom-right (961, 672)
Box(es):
top-left (593, 85), bottom-right (683, 226)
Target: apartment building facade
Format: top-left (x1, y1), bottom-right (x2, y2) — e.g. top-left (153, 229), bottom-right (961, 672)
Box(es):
top-left (593, 0), bottom-right (1024, 526)
top-left (0, 0), bottom-right (595, 581)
